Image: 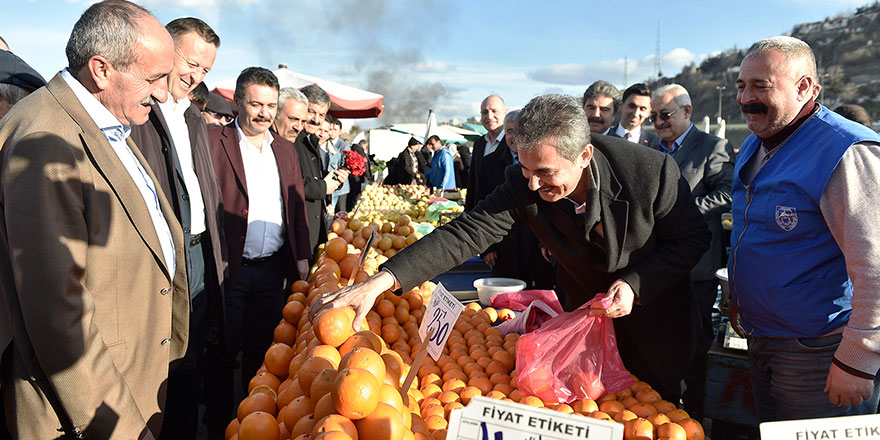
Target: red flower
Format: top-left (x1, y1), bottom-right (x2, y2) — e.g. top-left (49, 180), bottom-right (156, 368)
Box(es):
top-left (342, 150), bottom-right (367, 176)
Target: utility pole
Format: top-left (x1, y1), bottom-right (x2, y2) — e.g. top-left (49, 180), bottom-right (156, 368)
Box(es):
top-left (623, 56), bottom-right (628, 86)
top-left (716, 85), bottom-right (726, 123)
top-left (654, 23), bottom-right (662, 79)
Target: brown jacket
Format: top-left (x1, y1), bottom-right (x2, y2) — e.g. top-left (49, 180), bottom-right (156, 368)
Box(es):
top-left (0, 73), bottom-right (189, 438)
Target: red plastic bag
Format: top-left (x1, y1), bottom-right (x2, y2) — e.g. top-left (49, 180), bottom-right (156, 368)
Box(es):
top-left (490, 289), bottom-right (564, 314)
top-left (515, 293), bottom-right (635, 404)
top-left (495, 300), bottom-right (559, 336)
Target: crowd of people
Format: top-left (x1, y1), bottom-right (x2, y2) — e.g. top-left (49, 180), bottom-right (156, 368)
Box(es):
top-left (0, 0), bottom-right (878, 438)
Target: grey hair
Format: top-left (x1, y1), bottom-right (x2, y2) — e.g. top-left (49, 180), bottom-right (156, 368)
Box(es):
top-left (653, 83), bottom-right (692, 108)
top-left (65, 0), bottom-right (151, 72)
top-left (516, 94), bottom-right (590, 162)
top-left (0, 83), bottom-right (30, 106)
top-left (300, 84), bottom-right (331, 108)
top-left (504, 109), bottom-right (519, 125)
top-left (582, 80), bottom-right (621, 113)
top-left (276, 87), bottom-right (308, 120)
top-left (744, 36), bottom-right (817, 79)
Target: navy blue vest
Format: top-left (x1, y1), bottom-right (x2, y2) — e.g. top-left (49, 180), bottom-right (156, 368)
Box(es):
top-left (729, 106), bottom-right (880, 337)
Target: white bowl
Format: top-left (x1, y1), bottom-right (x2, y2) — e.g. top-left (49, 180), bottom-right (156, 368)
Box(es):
top-left (473, 277), bottom-right (527, 306)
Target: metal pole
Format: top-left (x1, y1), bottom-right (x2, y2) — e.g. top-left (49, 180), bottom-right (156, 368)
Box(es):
top-left (716, 85), bottom-right (726, 123)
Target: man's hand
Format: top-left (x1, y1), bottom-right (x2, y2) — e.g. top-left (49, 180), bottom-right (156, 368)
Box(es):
top-left (324, 172), bottom-right (342, 194)
top-left (597, 279), bottom-right (635, 318)
top-left (336, 168), bottom-right (351, 182)
top-left (296, 259), bottom-right (309, 281)
top-left (309, 270), bottom-right (395, 330)
top-left (483, 251), bottom-right (497, 266)
top-left (728, 299), bottom-right (746, 337)
top-left (825, 362), bottom-right (876, 407)
top-left (540, 246), bottom-right (552, 263)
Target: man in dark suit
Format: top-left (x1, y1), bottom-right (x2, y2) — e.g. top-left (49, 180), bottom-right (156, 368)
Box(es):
top-left (582, 80), bottom-right (620, 136)
top-left (293, 85), bottom-right (348, 254)
top-left (652, 83), bottom-right (735, 418)
top-left (346, 139), bottom-right (372, 211)
top-left (315, 94), bottom-right (710, 401)
top-left (386, 137), bottom-right (426, 186)
top-left (209, 67), bottom-right (311, 407)
top-left (129, 17), bottom-right (228, 438)
top-left (608, 83), bottom-right (661, 149)
top-left (466, 95), bottom-right (518, 278)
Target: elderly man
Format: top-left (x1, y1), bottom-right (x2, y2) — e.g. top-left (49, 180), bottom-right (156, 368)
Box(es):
top-left (203, 93), bottom-right (234, 127)
top-left (209, 67), bottom-right (311, 405)
top-left (0, 1), bottom-right (187, 437)
top-left (272, 87), bottom-right (309, 143)
top-left (315, 94), bottom-right (710, 402)
top-left (608, 83), bottom-right (660, 148)
top-left (650, 83), bottom-right (734, 419)
top-left (582, 80), bottom-right (620, 135)
top-left (0, 50), bottom-right (46, 120)
top-left (294, 85), bottom-right (347, 253)
top-left (128, 17), bottom-right (226, 438)
top-left (425, 135), bottom-right (455, 190)
top-left (729, 36), bottom-right (880, 421)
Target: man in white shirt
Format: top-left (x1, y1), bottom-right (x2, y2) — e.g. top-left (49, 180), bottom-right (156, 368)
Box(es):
top-left (582, 80), bottom-right (620, 135)
top-left (608, 83), bottom-right (661, 149)
top-left (0, 1), bottom-right (188, 437)
top-left (129, 17), bottom-right (227, 438)
top-left (209, 67), bottom-right (311, 419)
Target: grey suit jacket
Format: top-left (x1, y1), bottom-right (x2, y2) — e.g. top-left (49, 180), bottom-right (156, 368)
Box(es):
top-left (0, 73), bottom-right (188, 438)
top-left (669, 127), bottom-right (735, 281)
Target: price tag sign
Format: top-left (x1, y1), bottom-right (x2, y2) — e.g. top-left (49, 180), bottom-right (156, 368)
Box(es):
top-left (447, 396), bottom-right (622, 440)
top-left (418, 282), bottom-right (463, 361)
top-left (760, 413), bottom-right (880, 439)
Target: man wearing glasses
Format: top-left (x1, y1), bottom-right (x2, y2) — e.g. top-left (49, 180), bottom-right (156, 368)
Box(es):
top-left (203, 93), bottom-right (235, 127)
top-left (651, 83), bottom-right (735, 420)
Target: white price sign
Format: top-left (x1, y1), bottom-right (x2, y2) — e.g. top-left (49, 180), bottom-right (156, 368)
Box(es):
top-left (760, 413), bottom-right (880, 439)
top-left (418, 282), bottom-right (463, 361)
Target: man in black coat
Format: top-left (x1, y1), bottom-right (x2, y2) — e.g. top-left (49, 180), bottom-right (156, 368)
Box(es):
top-left (385, 137), bottom-right (426, 186)
top-left (314, 94), bottom-right (710, 402)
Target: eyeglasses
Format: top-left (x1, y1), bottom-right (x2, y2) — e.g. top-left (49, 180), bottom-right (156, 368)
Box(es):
top-left (649, 105), bottom-right (685, 124)
top-left (204, 111), bottom-right (232, 124)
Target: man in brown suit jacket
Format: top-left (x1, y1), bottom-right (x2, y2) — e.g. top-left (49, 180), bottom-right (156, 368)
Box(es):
top-left (0, 2), bottom-right (188, 438)
top-left (209, 67), bottom-right (311, 421)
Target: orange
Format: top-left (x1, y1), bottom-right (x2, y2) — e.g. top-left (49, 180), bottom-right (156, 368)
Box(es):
top-left (310, 368), bottom-right (339, 400)
top-left (339, 331), bottom-right (383, 356)
top-left (443, 401), bottom-right (464, 418)
top-left (332, 368), bottom-right (380, 420)
top-left (491, 383), bottom-right (514, 396)
top-left (325, 237), bottom-right (348, 261)
top-left (419, 384), bottom-right (442, 400)
top-left (571, 398), bottom-right (598, 414)
top-left (665, 409), bottom-right (690, 423)
top-left (290, 414), bottom-right (316, 439)
top-left (315, 308), bottom-right (356, 348)
top-left (339, 347), bottom-right (386, 384)
top-left (441, 378), bottom-right (466, 394)
top-left (283, 301), bottom-right (306, 325)
top-left (635, 388), bottom-right (661, 404)
top-left (677, 418), bottom-right (705, 440)
top-left (357, 402), bottom-right (406, 440)
top-left (519, 395), bottom-right (544, 407)
top-left (589, 411), bottom-right (613, 421)
top-left (238, 411), bottom-right (280, 440)
top-left (298, 356), bottom-right (336, 392)
top-left (313, 414), bottom-right (359, 439)
top-left (313, 392), bottom-right (338, 423)
top-left (264, 343), bottom-right (295, 378)
top-left (657, 422), bottom-right (687, 440)
top-left (281, 395), bottom-right (314, 430)
top-left (276, 379), bottom-right (304, 409)
top-left (338, 255), bottom-right (359, 279)
top-left (381, 324), bottom-right (401, 344)
top-left (648, 412), bottom-right (671, 428)
top-left (629, 402), bottom-right (658, 418)
top-left (291, 279), bottom-right (310, 294)
top-left (273, 321), bottom-right (297, 346)
top-left (315, 431), bottom-right (355, 440)
top-left (225, 418), bottom-right (240, 440)
top-left (619, 396), bottom-right (639, 408)
top-left (597, 392), bottom-right (618, 403)
top-left (237, 392), bottom-right (276, 421)
top-left (613, 409), bottom-right (638, 423)
top-left (552, 403), bottom-right (574, 414)
top-left (654, 400), bottom-right (677, 413)
top-left (310, 345), bottom-right (343, 368)
top-left (423, 414), bottom-right (447, 431)
top-left (598, 400), bottom-right (625, 416)
top-left (624, 417), bottom-right (654, 440)
top-left (421, 404), bottom-right (445, 420)
top-left (249, 371), bottom-right (281, 394)
top-left (459, 386), bottom-right (481, 405)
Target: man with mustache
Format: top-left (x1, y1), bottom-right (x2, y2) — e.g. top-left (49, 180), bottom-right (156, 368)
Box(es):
top-left (209, 67), bottom-right (311, 417)
top-left (294, 84), bottom-right (347, 254)
top-left (608, 83), bottom-right (660, 149)
top-left (582, 80), bottom-right (620, 135)
top-left (129, 17), bottom-right (226, 438)
top-left (0, 1), bottom-right (187, 437)
top-left (650, 83), bottom-right (734, 420)
top-left (313, 94), bottom-right (710, 404)
top-left (272, 87), bottom-right (309, 142)
top-left (729, 36), bottom-right (880, 421)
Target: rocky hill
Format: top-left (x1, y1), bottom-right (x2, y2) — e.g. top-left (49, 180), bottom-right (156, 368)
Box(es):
top-left (651, 2), bottom-right (880, 127)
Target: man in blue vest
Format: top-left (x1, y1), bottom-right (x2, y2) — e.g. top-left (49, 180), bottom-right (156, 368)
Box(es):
top-left (729, 35), bottom-right (880, 421)
top-left (425, 135), bottom-right (455, 190)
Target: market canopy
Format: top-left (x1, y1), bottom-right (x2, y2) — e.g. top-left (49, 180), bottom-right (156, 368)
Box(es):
top-left (389, 123), bottom-right (481, 144)
top-left (209, 65), bottom-right (384, 119)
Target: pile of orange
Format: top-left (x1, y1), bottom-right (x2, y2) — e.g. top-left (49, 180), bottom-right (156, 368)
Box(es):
top-left (225, 217), bottom-right (706, 440)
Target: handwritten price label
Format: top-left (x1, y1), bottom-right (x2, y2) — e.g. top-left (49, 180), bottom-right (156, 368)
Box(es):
top-left (419, 283), bottom-right (463, 361)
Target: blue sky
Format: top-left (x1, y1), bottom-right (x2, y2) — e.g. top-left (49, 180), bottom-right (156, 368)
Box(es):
top-left (3, 0), bottom-right (869, 125)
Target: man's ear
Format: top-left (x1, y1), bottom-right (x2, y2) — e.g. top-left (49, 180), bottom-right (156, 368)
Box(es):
top-left (796, 74), bottom-right (816, 101)
top-left (578, 143), bottom-right (594, 168)
top-left (86, 55), bottom-right (113, 91)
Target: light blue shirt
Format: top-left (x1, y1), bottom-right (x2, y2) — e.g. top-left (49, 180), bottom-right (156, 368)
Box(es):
top-left (658, 123), bottom-right (693, 155)
top-left (427, 146), bottom-right (456, 190)
top-left (61, 68), bottom-right (175, 274)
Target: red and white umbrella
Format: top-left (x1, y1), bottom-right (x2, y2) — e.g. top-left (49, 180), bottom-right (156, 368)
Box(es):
top-left (209, 65), bottom-right (384, 119)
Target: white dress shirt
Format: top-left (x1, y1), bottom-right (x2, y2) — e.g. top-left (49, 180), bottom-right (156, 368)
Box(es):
top-left (234, 119), bottom-right (285, 259)
top-left (615, 124), bottom-right (642, 143)
top-left (61, 68), bottom-right (176, 273)
top-left (158, 98), bottom-right (206, 235)
top-left (482, 130), bottom-right (506, 157)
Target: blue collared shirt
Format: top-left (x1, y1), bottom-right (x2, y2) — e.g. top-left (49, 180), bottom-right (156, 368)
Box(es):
top-left (61, 68), bottom-right (176, 274)
top-left (657, 123), bottom-right (693, 155)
